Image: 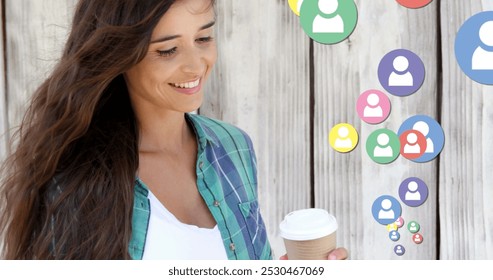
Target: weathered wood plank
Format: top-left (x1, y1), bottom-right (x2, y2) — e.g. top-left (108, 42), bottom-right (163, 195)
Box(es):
top-left (202, 0), bottom-right (312, 257)
top-left (313, 0), bottom-right (438, 259)
top-left (0, 0), bottom-right (7, 160)
top-left (439, 0), bottom-right (493, 259)
top-left (5, 0), bottom-right (492, 261)
top-left (5, 0), bottom-right (77, 133)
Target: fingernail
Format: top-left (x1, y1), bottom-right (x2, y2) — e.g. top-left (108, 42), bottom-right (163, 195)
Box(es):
top-left (329, 254), bottom-right (337, 260)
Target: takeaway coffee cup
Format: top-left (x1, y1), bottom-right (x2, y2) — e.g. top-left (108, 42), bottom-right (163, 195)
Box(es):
top-left (279, 208), bottom-right (338, 260)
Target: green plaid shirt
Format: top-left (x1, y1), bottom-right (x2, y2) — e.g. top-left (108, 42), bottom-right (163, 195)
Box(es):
top-left (129, 113), bottom-right (273, 260)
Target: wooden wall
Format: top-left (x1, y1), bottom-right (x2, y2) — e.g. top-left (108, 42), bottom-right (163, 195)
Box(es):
top-left (1, 0), bottom-right (492, 259)
top-left (439, 0), bottom-right (493, 259)
top-left (312, 0), bottom-right (439, 260)
top-left (0, 1), bottom-right (7, 160)
top-left (4, 0), bottom-right (78, 134)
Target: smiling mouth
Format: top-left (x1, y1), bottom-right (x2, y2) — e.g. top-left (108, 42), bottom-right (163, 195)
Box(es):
top-left (169, 78), bottom-right (200, 89)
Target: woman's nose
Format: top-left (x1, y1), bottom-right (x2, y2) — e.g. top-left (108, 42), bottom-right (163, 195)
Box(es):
top-left (180, 50), bottom-right (205, 75)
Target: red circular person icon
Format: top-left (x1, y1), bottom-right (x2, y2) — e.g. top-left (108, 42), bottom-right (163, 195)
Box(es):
top-left (413, 233), bottom-right (424, 244)
top-left (396, 0), bottom-right (433, 9)
top-left (399, 130), bottom-right (427, 160)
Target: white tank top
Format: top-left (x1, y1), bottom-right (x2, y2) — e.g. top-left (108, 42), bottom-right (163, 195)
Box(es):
top-left (142, 190), bottom-right (228, 260)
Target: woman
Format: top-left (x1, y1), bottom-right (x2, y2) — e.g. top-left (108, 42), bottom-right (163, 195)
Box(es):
top-left (0, 0), bottom-right (347, 260)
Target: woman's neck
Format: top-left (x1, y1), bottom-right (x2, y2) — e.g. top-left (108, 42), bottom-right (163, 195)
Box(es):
top-left (136, 110), bottom-right (194, 155)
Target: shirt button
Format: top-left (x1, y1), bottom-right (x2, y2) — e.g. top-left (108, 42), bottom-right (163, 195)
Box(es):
top-left (199, 161), bottom-right (204, 168)
top-left (229, 243), bottom-right (236, 251)
top-left (213, 200), bottom-right (220, 207)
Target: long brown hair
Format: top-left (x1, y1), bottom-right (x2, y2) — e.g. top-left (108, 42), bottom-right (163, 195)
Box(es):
top-left (0, 0), bottom-right (214, 259)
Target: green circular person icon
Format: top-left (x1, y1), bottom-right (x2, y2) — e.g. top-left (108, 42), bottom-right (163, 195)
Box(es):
top-left (366, 129), bottom-right (401, 164)
top-left (300, 0), bottom-right (358, 44)
top-left (407, 221), bottom-right (420, 233)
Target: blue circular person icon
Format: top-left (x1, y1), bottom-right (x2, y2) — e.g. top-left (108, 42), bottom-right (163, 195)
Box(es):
top-left (377, 49), bottom-right (425, 96)
top-left (394, 244), bottom-right (405, 256)
top-left (398, 177), bottom-right (429, 207)
top-left (455, 11), bottom-right (493, 85)
top-left (371, 195), bottom-right (402, 225)
top-left (389, 230), bottom-right (400, 242)
top-left (398, 115), bottom-right (444, 163)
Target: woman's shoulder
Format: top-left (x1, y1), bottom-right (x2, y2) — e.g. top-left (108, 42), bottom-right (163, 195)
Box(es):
top-left (187, 113), bottom-right (254, 147)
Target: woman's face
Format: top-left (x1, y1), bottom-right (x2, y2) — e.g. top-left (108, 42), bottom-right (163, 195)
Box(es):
top-left (125, 0), bottom-right (216, 114)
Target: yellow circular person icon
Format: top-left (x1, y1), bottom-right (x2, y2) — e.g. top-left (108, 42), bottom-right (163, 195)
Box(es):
top-left (288, 0), bottom-right (304, 16)
top-left (329, 123), bottom-right (359, 153)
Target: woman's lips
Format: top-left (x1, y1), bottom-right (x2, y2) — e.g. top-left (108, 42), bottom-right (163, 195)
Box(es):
top-left (169, 78), bottom-right (201, 95)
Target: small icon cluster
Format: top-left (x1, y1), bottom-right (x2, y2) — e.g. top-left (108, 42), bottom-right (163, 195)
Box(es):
top-left (371, 177), bottom-right (428, 256)
top-left (387, 217), bottom-right (424, 256)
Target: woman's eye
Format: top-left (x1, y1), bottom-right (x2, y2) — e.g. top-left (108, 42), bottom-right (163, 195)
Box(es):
top-left (157, 47), bottom-right (177, 57)
top-left (196, 36), bottom-right (214, 43)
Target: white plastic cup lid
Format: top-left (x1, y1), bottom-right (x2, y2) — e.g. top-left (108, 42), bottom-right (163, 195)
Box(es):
top-left (279, 208), bottom-right (338, 241)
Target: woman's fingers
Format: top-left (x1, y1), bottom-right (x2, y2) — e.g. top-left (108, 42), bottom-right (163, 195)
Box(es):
top-left (279, 254), bottom-right (288, 260)
top-left (280, 248), bottom-right (348, 260)
top-left (328, 247), bottom-right (348, 260)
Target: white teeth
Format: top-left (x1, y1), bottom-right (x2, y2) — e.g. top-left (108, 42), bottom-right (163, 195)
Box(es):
top-left (172, 79), bottom-right (200, 89)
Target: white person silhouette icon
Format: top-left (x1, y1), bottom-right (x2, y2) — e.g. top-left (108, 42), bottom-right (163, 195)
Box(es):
top-left (388, 56), bottom-right (414, 86)
top-left (472, 21), bottom-right (493, 70)
top-left (312, 0), bottom-right (344, 33)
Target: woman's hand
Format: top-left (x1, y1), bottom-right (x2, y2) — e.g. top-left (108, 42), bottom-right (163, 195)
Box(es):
top-left (279, 247), bottom-right (348, 260)
top-left (326, 247), bottom-right (348, 260)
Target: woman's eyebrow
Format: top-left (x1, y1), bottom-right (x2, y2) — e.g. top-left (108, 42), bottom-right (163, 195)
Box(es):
top-left (150, 21), bottom-right (216, 44)
top-left (200, 20), bottom-right (215, 31)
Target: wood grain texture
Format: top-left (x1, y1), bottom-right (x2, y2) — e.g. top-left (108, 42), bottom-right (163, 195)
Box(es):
top-left (0, 0), bottom-right (7, 160)
top-left (439, 0), bottom-right (493, 259)
top-left (2, 0), bottom-right (492, 260)
top-left (5, 0), bottom-right (77, 134)
top-left (313, 0), bottom-right (438, 259)
top-left (201, 0), bottom-right (311, 257)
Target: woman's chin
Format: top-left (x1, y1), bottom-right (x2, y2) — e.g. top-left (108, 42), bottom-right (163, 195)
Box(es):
top-left (178, 95), bottom-right (204, 113)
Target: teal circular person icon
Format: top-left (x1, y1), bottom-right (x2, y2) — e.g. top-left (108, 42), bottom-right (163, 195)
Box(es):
top-left (371, 195), bottom-right (402, 225)
top-left (300, 0), bottom-right (358, 44)
top-left (407, 221), bottom-right (420, 233)
top-left (366, 129), bottom-right (401, 164)
top-left (455, 11), bottom-right (493, 85)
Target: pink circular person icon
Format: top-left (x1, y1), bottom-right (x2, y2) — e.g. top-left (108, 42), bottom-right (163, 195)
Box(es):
top-left (394, 217), bottom-right (405, 228)
top-left (356, 89), bottom-right (391, 124)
